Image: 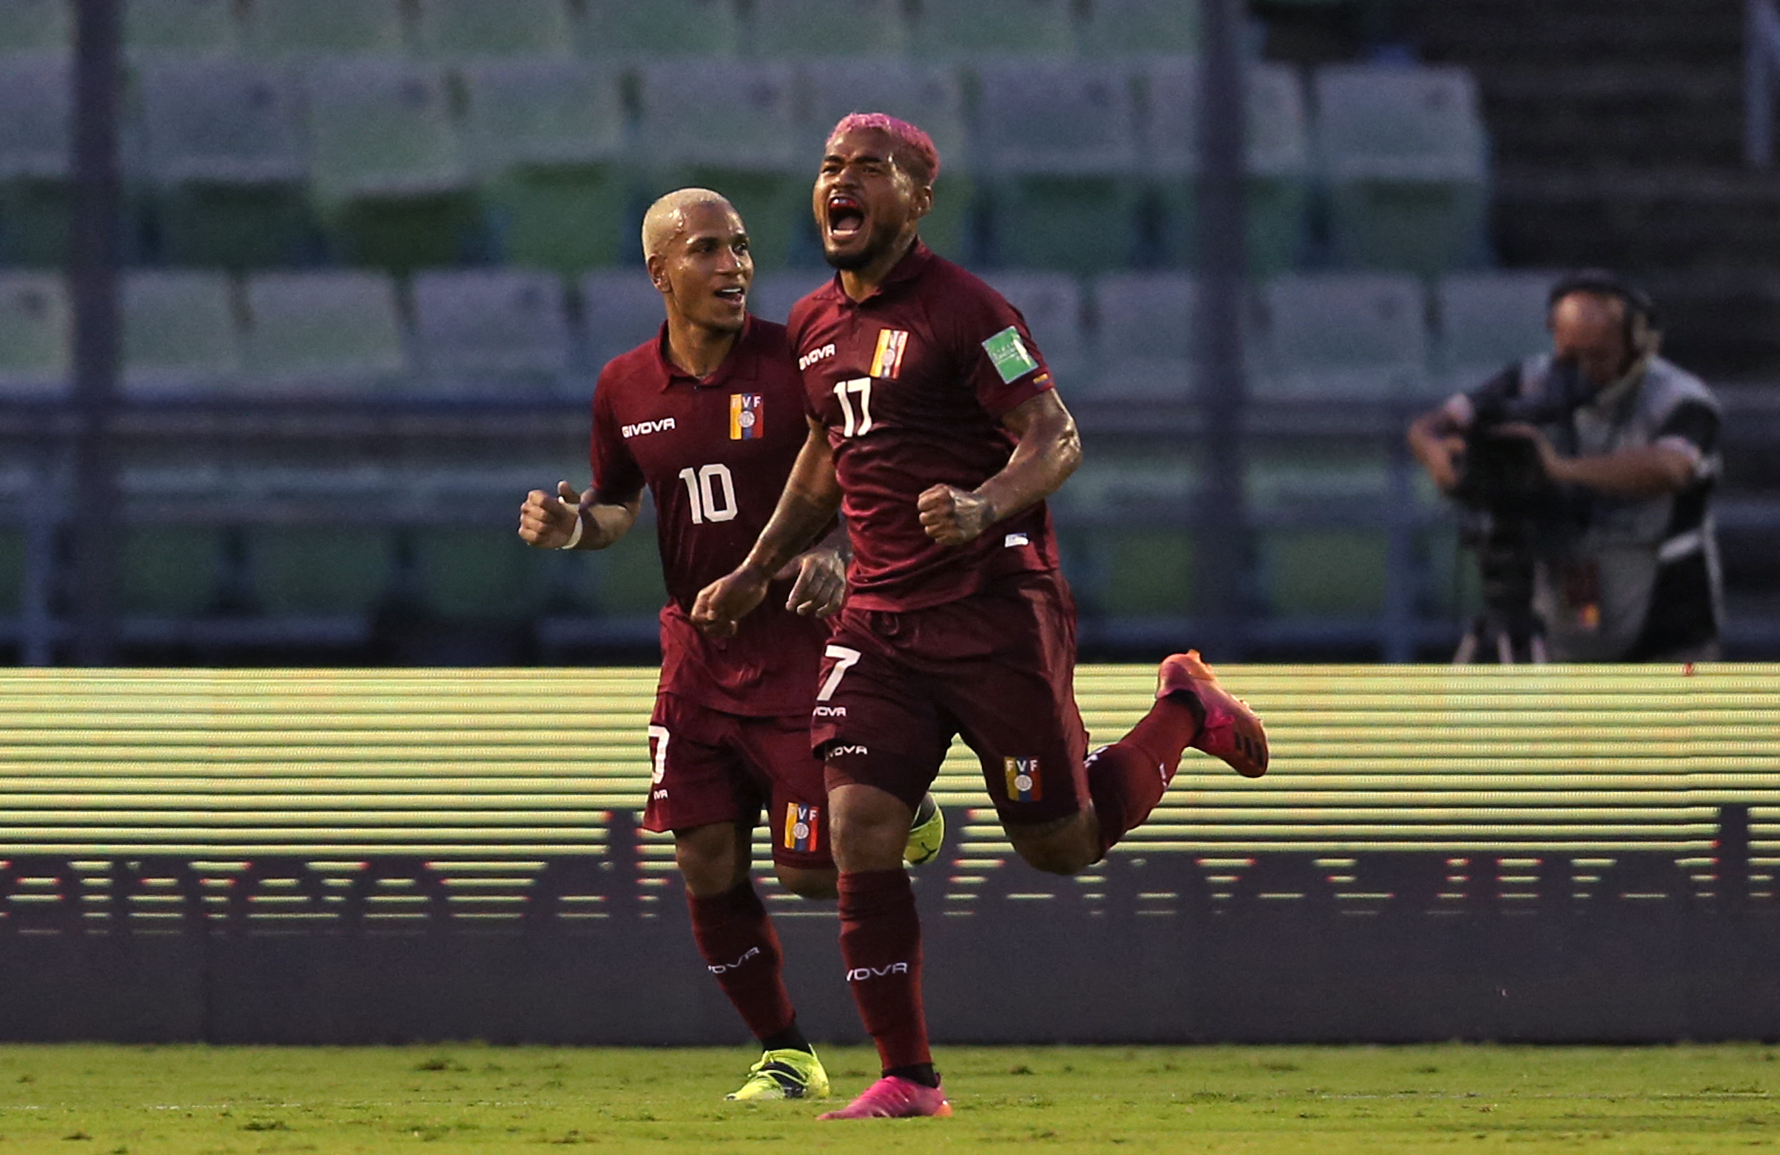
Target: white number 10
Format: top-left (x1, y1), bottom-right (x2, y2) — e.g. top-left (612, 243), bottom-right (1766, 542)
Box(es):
top-left (832, 377), bottom-right (873, 437)
top-left (677, 463), bottom-right (738, 525)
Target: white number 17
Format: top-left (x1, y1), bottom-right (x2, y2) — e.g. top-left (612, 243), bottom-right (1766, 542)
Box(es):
top-left (832, 378), bottom-right (873, 437)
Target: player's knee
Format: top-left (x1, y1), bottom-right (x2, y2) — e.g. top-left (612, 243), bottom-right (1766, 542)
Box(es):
top-left (1006, 815), bottom-right (1099, 876)
top-left (673, 824), bottom-right (747, 896)
top-left (775, 864), bottom-right (839, 901)
top-left (1014, 839), bottom-right (1095, 876)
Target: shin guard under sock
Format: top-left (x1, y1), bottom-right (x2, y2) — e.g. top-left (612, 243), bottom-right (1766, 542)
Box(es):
top-left (836, 868), bottom-right (930, 1071)
top-left (687, 882), bottom-right (796, 1043)
top-left (1087, 696), bottom-right (1203, 855)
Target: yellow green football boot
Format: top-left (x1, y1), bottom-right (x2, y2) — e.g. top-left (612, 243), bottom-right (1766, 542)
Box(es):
top-left (904, 793), bottom-right (945, 867)
top-left (725, 1047), bottom-right (831, 1101)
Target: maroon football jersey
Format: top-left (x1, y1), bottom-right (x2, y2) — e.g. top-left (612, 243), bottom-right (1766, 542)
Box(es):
top-left (589, 317), bottom-right (828, 716)
top-left (788, 242), bottom-right (1061, 612)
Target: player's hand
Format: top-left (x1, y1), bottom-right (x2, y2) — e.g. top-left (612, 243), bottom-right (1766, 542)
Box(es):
top-left (691, 567), bottom-right (772, 639)
top-left (917, 484), bottom-right (995, 547)
top-left (1426, 436), bottom-right (1466, 493)
top-left (519, 481), bottom-right (584, 549)
top-left (778, 547), bottom-right (847, 619)
top-left (1494, 422), bottom-right (1562, 480)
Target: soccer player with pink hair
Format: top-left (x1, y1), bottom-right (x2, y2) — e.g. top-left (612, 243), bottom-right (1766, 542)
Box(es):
top-left (694, 116), bottom-right (1271, 1118)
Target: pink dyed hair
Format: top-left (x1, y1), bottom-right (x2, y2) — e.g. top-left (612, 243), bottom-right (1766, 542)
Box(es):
top-left (828, 112), bottom-right (941, 183)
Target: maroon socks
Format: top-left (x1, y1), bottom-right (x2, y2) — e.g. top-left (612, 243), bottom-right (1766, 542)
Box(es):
top-left (836, 868), bottom-right (931, 1071)
top-left (687, 882), bottom-right (796, 1043)
top-left (1087, 695), bottom-right (1202, 856)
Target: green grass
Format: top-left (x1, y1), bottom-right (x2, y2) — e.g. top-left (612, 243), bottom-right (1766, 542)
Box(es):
top-left (0, 1044), bottom-right (1773, 1153)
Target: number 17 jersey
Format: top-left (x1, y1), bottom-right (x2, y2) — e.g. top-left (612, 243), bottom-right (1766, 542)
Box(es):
top-left (589, 317), bottom-right (828, 717)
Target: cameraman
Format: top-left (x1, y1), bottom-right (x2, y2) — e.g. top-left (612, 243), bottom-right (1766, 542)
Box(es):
top-left (1407, 272), bottom-right (1723, 662)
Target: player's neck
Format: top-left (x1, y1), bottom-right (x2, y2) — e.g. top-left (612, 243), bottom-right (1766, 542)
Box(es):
top-left (664, 318), bottom-right (742, 379)
top-left (838, 232), bottom-right (919, 303)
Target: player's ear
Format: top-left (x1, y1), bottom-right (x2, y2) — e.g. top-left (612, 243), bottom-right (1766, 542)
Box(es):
top-left (910, 181), bottom-right (933, 222)
top-left (645, 252), bottom-right (669, 295)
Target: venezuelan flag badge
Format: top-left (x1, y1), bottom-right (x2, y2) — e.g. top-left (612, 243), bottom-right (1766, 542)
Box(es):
top-left (1004, 757), bottom-right (1041, 803)
top-left (869, 328), bottom-right (910, 379)
top-left (784, 802), bottom-right (821, 852)
top-left (730, 392), bottom-right (762, 440)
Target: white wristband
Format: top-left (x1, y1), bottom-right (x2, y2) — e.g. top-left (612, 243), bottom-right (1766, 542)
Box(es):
top-left (558, 500), bottom-right (585, 550)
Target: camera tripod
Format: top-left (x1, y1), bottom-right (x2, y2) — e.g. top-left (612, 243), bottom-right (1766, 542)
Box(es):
top-left (1453, 518), bottom-right (1550, 665)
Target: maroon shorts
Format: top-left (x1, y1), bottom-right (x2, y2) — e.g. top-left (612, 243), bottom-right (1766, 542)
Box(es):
top-left (811, 571), bottom-right (1090, 824)
top-left (641, 692), bottom-right (832, 870)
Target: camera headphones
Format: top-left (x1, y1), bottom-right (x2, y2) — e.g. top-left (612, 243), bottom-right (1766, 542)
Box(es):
top-left (1546, 270), bottom-right (1660, 369)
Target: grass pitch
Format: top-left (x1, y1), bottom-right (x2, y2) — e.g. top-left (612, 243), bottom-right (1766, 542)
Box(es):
top-left (0, 1043), bottom-right (1772, 1154)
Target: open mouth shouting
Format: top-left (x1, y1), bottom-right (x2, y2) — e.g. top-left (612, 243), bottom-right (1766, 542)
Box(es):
top-left (825, 192), bottom-right (867, 244)
top-left (714, 283), bottom-right (747, 310)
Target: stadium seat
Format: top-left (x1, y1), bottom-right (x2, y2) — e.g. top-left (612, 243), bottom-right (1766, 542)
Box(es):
top-left (0, 55), bottom-right (71, 267)
top-left (1088, 272), bottom-right (1218, 400)
top-left (1080, 0), bottom-right (1200, 56)
top-left (1097, 528), bottom-right (1195, 616)
top-left (1247, 444), bottom-right (1392, 617)
top-left (123, 0), bottom-right (237, 59)
top-left (581, 269), bottom-right (668, 369)
top-left (1434, 270), bottom-right (1559, 395)
top-left (748, 0), bottom-right (907, 57)
top-left (588, 522), bottom-right (667, 614)
top-left (302, 59), bottom-right (482, 272)
top-left (243, 0), bottom-right (405, 60)
top-left (1254, 272), bottom-right (1427, 399)
top-left (250, 526), bottom-right (395, 614)
top-left (1145, 58), bottom-right (1311, 274)
top-left (975, 60), bottom-right (1141, 275)
top-left (240, 271), bottom-right (408, 396)
top-left (1058, 456), bottom-right (1198, 615)
top-left (410, 269), bottom-right (572, 398)
top-left (120, 271), bottom-right (241, 398)
top-left (120, 526), bottom-right (227, 616)
top-left (912, 0), bottom-right (1075, 59)
top-left (1315, 64), bottom-right (1489, 274)
top-left (0, 272), bottom-right (69, 397)
top-left (0, 0), bottom-right (68, 56)
top-left (411, 527), bottom-right (556, 619)
top-left (136, 61), bottom-right (312, 268)
top-left (579, 0), bottom-right (740, 59)
top-left (414, 0), bottom-right (577, 61)
top-left (800, 59), bottom-right (971, 260)
top-left (980, 271), bottom-right (1086, 387)
top-left (460, 58), bottom-right (629, 273)
top-left (636, 61), bottom-right (803, 269)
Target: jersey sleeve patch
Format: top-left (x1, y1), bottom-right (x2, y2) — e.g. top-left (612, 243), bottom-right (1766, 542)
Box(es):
top-left (982, 326), bottom-right (1040, 385)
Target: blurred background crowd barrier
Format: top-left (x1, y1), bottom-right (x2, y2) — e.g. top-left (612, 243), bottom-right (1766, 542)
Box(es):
top-left (0, 0), bottom-right (1778, 666)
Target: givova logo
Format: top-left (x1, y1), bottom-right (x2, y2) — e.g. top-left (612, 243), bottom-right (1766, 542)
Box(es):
top-left (709, 946), bottom-right (762, 975)
top-left (622, 417), bottom-right (675, 438)
top-left (846, 962), bottom-right (910, 982)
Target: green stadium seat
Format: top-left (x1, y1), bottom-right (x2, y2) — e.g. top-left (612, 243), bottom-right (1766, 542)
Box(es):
top-left (1254, 272), bottom-right (1427, 399)
top-left (913, 0), bottom-right (1075, 59)
top-left (303, 59), bottom-right (482, 272)
top-left (581, 268), bottom-right (669, 369)
top-left (1315, 64), bottom-right (1489, 275)
top-left (589, 522), bottom-right (667, 615)
top-left (120, 526), bottom-right (225, 616)
top-left (1434, 270), bottom-right (1558, 395)
top-left (411, 527), bottom-right (555, 619)
top-left (579, 0), bottom-right (739, 59)
top-left (749, 0), bottom-right (906, 57)
top-left (976, 61), bottom-right (1140, 275)
top-left (137, 61), bottom-right (312, 268)
top-left (120, 271), bottom-right (241, 398)
top-left (800, 59), bottom-right (971, 260)
top-left (980, 271), bottom-right (1086, 386)
top-left (1088, 272), bottom-right (1215, 401)
top-left (1145, 58), bottom-right (1311, 274)
top-left (1056, 456), bottom-right (1198, 615)
top-left (1080, 0), bottom-right (1200, 56)
top-left (410, 270), bottom-right (572, 398)
top-left (0, 527), bottom-right (23, 613)
top-left (0, 0), bottom-right (69, 56)
top-left (124, 0), bottom-right (237, 60)
top-left (0, 55), bottom-right (71, 267)
top-left (1097, 527), bottom-right (1195, 616)
top-left (250, 526), bottom-right (395, 614)
top-left (636, 61), bottom-right (803, 269)
top-left (243, 0), bottom-right (405, 60)
top-left (1247, 446), bottom-right (1391, 617)
top-left (461, 58), bottom-right (628, 273)
top-left (413, 0), bottom-right (576, 61)
top-left (0, 272), bottom-right (69, 397)
top-left (241, 271), bottom-right (408, 396)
